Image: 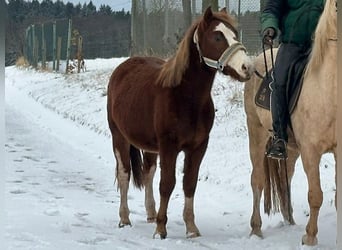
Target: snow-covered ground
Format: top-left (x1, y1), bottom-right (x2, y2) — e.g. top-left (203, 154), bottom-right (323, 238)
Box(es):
top-left (5, 58), bottom-right (336, 249)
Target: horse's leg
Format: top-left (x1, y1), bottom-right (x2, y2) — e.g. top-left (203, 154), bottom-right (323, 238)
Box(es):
top-left (334, 150), bottom-right (337, 210)
top-left (143, 152), bottom-right (157, 223)
top-left (109, 126), bottom-right (132, 227)
top-left (182, 139), bottom-right (209, 238)
top-left (153, 146), bottom-right (178, 239)
top-left (300, 148), bottom-right (323, 246)
top-left (248, 125), bottom-right (267, 238)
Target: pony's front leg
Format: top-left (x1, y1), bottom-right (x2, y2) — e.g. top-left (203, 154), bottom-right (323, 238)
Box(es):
top-left (153, 147), bottom-right (178, 239)
top-left (143, 152), bottom-right (158, 223)
top-left (301, 150), bottom-right (323, 246)
top-left (249, 149), bottom-right (265, 238)
top-left (182, 139), bottom-right (209, 238)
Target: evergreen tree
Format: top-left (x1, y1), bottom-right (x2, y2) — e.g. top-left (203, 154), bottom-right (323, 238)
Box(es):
top-left (65, 2), bottom-right (74, 18)
top-left (99, 4), bottom-right (112, 15)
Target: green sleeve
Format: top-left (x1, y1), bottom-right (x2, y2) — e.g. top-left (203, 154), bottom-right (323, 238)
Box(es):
top-left (260, 12), bottom-right (279, 37)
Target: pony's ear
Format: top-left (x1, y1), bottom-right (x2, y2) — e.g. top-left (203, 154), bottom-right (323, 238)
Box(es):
top-left (220, 7), bottom-right (228, 13)
top-left (203, 6), bottom-right (213, 23)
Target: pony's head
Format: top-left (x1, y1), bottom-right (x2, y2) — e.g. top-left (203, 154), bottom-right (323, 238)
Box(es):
top-left (193, 7), bottom-right (253, 81)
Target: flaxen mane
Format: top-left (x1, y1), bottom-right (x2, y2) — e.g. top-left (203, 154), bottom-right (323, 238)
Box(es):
top-left (156, 22), bottom-right (198, 88)
top-left (156, 9), bottom-right (238, 88)
top-left (304, 0), bottom-right (337, 77)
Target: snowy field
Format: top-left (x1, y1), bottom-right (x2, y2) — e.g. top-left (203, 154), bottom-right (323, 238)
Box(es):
top-left (5, 58), bottom-right (336, 249)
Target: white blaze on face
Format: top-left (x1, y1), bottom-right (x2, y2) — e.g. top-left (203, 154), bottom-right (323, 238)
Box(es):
top-left (215, 22), bottom-right (252, 78)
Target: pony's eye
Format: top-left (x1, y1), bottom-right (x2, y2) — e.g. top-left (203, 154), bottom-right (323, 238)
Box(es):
top-left (214, 32), bottom-right (225, 42)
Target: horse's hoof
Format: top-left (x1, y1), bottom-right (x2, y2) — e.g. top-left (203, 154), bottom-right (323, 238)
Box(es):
top-left (147, 217), bottom-right (156, 223)
top-left (186, 231), bottom-right (201, 238)
top-left (249, 229), bottom-right (263, 238)
top-left (301, 234), bottom-right (318, 246)
top-left (285, 218), bottom-right (296, 226)
top-left (118, 221), bottom-right (132, 228)
top-left (153, 230), bottom-right (167, 239)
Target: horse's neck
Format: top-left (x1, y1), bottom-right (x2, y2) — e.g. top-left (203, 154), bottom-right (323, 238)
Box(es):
top-left (302, 43), bottom-right (336, 100)
top-left (182, 45), bottom-right (217, 93)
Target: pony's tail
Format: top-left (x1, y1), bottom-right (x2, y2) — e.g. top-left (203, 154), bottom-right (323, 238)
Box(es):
top-left (264, 139), bottom-right (288, 215)
top-left (130, 145), bottom-right (144, 190)
top-left (264, 155), bottom-right (281, 215)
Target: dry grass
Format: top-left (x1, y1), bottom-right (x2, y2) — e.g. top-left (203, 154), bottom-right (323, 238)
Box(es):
top-left (15, 56), bottom-right (29, 68)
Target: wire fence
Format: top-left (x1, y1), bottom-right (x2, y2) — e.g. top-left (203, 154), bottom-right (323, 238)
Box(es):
top-left (23, 0), bottom-right (264, 72)
top-left (131, 0), bottom-right (263, 57)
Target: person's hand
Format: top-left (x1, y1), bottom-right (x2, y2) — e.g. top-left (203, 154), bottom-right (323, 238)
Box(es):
top-left (263, 28), bottom-right (275, 46)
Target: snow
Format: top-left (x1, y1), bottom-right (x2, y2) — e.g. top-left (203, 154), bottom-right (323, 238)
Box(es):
top-left (5, 58), bottom-right (337, 249)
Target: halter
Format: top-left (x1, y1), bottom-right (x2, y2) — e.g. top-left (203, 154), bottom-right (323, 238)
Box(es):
top-left (193, 28), bottom-right (247, 72)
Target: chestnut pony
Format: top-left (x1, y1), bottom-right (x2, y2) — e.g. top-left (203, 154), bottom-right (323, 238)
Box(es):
top-left (244, 0), bottom-right (337, 246)
top-left (107, 7), bottom-right (253, 239)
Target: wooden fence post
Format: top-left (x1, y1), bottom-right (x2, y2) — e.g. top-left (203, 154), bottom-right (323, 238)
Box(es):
top-left (53, 21), bottom-right (56, 71)
top-left (32, 24), bottom-right (38, 68)
top-left (56, 36), bottom-right (62, 71)
top-left (41, 23), bottom-right (46, 69)
top-left (65, 19), bottom-right (72, 74)
top-left (77, 36), bottom-right (83, 73)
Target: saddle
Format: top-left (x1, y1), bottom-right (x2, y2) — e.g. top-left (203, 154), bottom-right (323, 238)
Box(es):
top-left (255, 51), bottom-right (310, 114)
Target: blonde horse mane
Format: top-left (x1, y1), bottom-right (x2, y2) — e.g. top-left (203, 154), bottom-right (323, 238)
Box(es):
top-left (156, 21), bottom-right (198, 88)
top-left (156, 9), bottom-right (237, 88)
top-left (304, 0), bottom-right (337, 77)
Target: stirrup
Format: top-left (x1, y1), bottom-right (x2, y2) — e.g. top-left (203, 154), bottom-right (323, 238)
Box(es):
top-left (266, 137), bottom-right (288, 160)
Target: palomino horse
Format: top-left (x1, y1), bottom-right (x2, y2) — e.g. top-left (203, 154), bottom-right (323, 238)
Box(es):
top-left (107, 7), bottom-right (253, 239)
top-left (244, 0), bottom-right (337, 246)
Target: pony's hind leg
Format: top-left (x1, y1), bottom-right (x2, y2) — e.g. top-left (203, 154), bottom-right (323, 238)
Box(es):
top-left (110, 129), bottom-right (132, 227)
top-left (143, 152), bottom-right (157, 223)
top-left (114, 146), bottom-right (132, 227)
top-left (182, 139), bottom-right (209, 238)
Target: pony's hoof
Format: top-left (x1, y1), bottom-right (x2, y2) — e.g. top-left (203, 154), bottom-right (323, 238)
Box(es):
top-left (153, 230), bottom-right (167, 239)
top-left (147, 217), bottom-right (156, 223)
top-left (186, 231), bottom-right (201, 238)
top-left (302, 234), bottom-right (318, 246)
top-left (249, 229), bottom-right (263, 238)
top-left (118, 220), bottom-right (132, 228)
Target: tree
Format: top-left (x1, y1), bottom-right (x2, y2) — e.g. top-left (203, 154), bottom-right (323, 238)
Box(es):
top-left (74, 3), bottom-right (82, 16)
top-left (86, 1), bottom-right (96, 16)
top-left (65, 2), bottom-right (74, 18)
top-left (53, 0), bottom-right (66, 18)
top-left (182, 0), bottom-right (191, 30)
top-left (99, 4), bottom-right (112, 15)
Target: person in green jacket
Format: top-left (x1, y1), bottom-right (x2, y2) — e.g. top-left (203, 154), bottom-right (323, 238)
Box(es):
top-left (261, 0), bottom-right (324, 159)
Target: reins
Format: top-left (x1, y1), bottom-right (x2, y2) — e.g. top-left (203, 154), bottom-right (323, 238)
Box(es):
top-left (254, 43), bottom-right (275, 79)
top-left (262, 42), bottom-right (275, 79)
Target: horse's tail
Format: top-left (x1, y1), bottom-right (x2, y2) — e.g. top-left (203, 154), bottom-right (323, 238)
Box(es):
top-left (263, 139), bottom-right (289, 215)
top-left (130, 145), bottom-right (144, 190)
